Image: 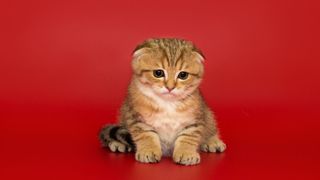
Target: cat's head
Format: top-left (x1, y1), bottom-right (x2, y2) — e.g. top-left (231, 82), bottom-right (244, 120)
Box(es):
top-left (132, 38), bottom-right (204, 101)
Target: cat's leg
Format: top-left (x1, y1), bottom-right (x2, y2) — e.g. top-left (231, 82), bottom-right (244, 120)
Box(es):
top-left (200, 108), bottom-right (227, 153)
top-left (200, 134), bottom-right (226, 153)
top-left (128, 122), bottom-right (162, 163)
top-left (173, 124), bottom-right (204, 166)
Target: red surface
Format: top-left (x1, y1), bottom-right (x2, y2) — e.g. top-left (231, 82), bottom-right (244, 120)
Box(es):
top-left (1, 0), bottom-right (320, 179)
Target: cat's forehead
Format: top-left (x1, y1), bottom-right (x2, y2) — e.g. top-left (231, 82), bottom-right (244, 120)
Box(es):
top-left (133, 38), bottom-right (204, 66)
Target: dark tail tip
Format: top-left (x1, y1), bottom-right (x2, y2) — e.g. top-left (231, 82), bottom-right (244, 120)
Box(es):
top-left (98, 124), bottom-right (135, 150)
top-left (98, 124), bottom-right (117, 147)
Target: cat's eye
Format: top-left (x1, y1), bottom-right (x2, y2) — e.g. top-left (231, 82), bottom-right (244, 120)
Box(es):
top-left (178, 71), bottom-right (189, 80)
top-left (153, 69), bottom-right (165, 78)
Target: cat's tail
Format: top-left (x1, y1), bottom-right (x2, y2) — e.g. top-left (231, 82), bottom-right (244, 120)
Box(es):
top-left (99, 124), bottom-right (135, 152)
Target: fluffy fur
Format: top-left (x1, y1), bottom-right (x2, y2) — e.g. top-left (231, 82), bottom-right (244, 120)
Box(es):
top-left (99, 38), bottom-right (226, 165)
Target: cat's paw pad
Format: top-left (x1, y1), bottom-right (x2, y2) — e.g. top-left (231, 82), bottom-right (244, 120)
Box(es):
top-left (173, 150), bottom-right (200, 166)
top-left (108, 141), bottom-right (132, 153)
top-left (201, 139), bottom-right (226, 153)
top-left (135, 149), bottom-right (162, 163)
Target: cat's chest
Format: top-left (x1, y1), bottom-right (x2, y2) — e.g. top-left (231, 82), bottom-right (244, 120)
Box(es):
top-left (140, 98), bottom-right (195, 130)
top-left (141, 104), bottom-right (195, 155)
top-left (144, 109), bottom-right (193, 133)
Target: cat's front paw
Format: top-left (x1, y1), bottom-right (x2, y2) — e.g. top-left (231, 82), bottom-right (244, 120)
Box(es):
top-left (135, 148), bottom-right (162, 163)
top-left (201, 139), bottom-right (226, 153)
top-left (173, 149), bottom-right (200, 166)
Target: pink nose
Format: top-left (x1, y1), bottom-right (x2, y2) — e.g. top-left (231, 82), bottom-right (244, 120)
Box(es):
top-left (166, 87), bottom-right (174, 92)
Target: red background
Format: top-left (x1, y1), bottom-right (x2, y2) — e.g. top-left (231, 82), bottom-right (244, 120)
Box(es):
top-left (1, 0), bottom-right (320, 179)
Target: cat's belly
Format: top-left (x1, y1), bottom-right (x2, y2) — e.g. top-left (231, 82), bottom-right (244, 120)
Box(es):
top-left (155, 122), bottom-right (180, 156)
top-left (143, 112), bottom-right (195, 156)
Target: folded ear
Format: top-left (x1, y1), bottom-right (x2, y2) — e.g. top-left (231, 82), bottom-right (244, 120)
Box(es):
top-left (131, 45), bottom-right (151, 74)
top-left (132, 39), bottom-right (154, 58)
top-left (192, 47), bottom-right (205, 63)
top-left (132, 47), bottom-right (147, 60)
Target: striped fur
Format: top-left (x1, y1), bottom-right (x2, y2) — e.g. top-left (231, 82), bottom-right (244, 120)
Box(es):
top-left (99, 38), bottom-right (226, 165)
top-left (99, 124), bottom-right (135, 152)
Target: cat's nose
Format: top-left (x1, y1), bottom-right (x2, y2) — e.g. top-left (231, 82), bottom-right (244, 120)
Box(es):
top-left (166, 79), bottom-right (175, 92)
top-left (166, 87), bottom-right (174, 92)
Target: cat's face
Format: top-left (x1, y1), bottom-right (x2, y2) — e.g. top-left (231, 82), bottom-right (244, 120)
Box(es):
top-left (132, 39), bottom-right (204, 101)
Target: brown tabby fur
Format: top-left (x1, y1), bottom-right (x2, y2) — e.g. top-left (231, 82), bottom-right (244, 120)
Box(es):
top-left (100, 38), bottom-right (226, 166)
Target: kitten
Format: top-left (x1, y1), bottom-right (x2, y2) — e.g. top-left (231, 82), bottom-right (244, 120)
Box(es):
top-left (100, 38), bottom-right (226, 165)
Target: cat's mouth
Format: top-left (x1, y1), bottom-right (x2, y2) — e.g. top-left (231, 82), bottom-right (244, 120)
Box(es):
top-left (160, 92), bottom-right (179, 98)
top-left (162, 92), bottom-right (175, 95)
